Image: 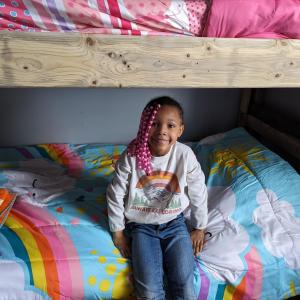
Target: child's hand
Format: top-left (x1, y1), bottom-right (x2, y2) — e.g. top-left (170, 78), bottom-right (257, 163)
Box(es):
top-left (190, 229), bottom-right (205, 256)
top-left (112, 230), bottom-right (131, 258)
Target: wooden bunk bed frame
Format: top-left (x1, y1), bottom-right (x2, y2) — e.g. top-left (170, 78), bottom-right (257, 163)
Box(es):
top-left (240, 89), bottom-right (300, 172)
top-left (0, 31), bottom-right (299, 171)
top-left (1, 32), bottom-right (300, 88)
top-left (0, 30), bottom-right (300, 300)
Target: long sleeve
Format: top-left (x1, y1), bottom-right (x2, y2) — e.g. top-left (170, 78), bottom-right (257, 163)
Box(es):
top-left (106, 151), bottom-right (131, 232)
top-left (186, 149), bottom-right (208, 229)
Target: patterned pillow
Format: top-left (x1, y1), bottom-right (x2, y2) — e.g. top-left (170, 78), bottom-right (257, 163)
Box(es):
top-left (184, 0), bottom-right (211, 36)
top-left (0, 188), bottom-right (17, 228)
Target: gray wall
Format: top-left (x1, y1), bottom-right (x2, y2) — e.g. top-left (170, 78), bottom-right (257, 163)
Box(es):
top-left (0, 88), bottom-right (241, 146)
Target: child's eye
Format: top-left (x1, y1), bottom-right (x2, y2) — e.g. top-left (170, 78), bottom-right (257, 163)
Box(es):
top-left (168, 124), bottom-right (176, 128)
top-left (152, 122), bottom-right (159, 128)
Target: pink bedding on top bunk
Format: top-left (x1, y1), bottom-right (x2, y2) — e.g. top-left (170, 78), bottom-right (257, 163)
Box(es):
top-left (0, 0), bottom-right (299, 39)
top-left (204, 0), bottom-right (300, 39)
top-left (0, 0), bottom-right (208, 36)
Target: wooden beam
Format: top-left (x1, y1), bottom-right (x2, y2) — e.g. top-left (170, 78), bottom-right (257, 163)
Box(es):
top-left (1, 32), bottom-right (300, 88)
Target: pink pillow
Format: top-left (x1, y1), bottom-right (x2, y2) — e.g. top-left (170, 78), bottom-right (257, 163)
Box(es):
top-left (203, 0), bottom-right (300, 39)
top-left (185, 0), bottom-right (210, 36)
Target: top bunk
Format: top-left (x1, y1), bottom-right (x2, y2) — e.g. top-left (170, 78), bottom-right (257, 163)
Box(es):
top-left (1, 0), bottom-right (300, 88)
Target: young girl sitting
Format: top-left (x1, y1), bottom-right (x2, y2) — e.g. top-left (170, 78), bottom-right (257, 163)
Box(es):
top-left (106, 96), bottom-right (208, 300)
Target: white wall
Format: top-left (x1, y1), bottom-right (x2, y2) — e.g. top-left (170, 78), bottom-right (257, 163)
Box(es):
top-left (0, 88), bottom-right (241, 146)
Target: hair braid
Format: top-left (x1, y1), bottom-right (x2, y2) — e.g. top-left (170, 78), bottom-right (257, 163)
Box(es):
top-left (127, 103), bottom-right (161, 175)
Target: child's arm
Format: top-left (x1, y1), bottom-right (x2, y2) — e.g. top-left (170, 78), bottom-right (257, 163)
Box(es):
top-left (190, 229), bottom-right (205, 256)
top-left (106, 151), bottom-right (131, 256)
top-left (186, 148), bottom-right (208, 255)
top-left (112, 230), bottom-right (131, 258)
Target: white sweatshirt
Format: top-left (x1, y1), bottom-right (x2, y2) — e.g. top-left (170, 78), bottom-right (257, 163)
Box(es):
top-left (106, 142), bottom-right (207, 232)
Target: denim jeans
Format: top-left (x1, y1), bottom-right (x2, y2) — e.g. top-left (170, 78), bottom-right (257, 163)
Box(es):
top-left (128, 214), bottom-right (196, 300)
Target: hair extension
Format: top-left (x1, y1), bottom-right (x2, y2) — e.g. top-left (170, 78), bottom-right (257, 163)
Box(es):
top-left (127, 103), bottom-right (161, 175)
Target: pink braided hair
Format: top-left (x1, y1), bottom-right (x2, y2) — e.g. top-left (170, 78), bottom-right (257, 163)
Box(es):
top-left (127, 103), bottom-right (161, 175)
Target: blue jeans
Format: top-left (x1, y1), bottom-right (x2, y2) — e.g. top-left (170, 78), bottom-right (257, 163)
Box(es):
top-left (128, 214), bottom-right (196, 300)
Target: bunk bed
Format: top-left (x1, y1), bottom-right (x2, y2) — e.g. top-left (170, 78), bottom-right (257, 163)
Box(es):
top-left (0, 1), bottom-right (300, 300)
top-left (0, 0), bottom-right (300, 88)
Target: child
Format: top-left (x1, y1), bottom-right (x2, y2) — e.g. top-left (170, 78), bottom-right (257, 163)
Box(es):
top-left (106, 96), bottom-right (208, 300)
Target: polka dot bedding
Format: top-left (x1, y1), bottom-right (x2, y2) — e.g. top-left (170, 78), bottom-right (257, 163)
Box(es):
top-left (0, 0), bottom-right (210, 36)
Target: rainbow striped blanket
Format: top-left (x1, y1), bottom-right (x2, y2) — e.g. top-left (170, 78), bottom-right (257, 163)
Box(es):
top-left (0, 127), bottom-right (300, 299)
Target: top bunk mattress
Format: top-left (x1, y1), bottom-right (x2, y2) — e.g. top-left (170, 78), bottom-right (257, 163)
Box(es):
top-left (0, 0), bottom-right (300, 39)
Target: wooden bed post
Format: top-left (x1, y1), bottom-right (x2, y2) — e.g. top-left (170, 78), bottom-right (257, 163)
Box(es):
top-left (238, 88), bottom-right (253, 126)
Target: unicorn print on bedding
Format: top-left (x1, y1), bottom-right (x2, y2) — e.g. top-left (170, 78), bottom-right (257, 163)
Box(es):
top-left (1, 158), bottom-right (75, 206)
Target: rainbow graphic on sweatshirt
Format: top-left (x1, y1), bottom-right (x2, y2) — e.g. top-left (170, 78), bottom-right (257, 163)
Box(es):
top-left (132, 171), bottom-right (181, 212)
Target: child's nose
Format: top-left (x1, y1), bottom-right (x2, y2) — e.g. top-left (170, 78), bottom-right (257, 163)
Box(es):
top-left (158, 124), bottom-right (167, 134)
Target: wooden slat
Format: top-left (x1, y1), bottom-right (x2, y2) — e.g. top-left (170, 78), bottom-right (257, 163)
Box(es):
top-left (1, 32), bottom-right (300, 88)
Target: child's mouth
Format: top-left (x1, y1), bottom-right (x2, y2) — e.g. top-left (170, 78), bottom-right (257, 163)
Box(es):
top-left (156, 139), bottom-right (168, 144)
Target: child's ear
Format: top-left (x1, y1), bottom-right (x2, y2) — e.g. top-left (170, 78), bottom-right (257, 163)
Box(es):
top-left (178, 124), bottom-right (184, 137)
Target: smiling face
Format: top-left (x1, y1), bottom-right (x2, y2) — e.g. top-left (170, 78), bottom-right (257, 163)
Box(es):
top-left (148, 105), bottom-right (184, 156)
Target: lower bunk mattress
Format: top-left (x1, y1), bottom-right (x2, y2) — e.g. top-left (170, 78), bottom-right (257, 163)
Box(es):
top-left (0, 127), bottom-right (299, 300)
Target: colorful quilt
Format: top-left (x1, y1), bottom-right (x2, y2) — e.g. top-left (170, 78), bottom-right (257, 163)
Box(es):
top-left (0, 0), bottom-right (209, 36)
top-left (0, 127), bottom-right (300, 299)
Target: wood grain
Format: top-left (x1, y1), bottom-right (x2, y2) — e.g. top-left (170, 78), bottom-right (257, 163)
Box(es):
top-left (1, 32), bottom-right (300, 87)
